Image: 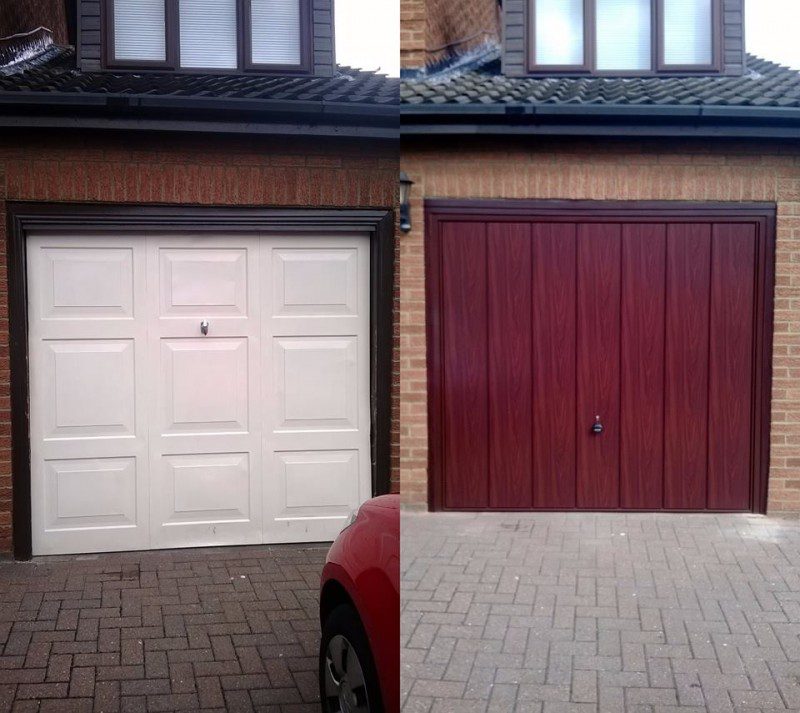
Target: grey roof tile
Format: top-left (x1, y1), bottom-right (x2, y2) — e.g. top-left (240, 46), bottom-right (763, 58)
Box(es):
top-left (0, 46), bottom-right (398, 106)
top-left (402, 54), bottom-right (800, 110)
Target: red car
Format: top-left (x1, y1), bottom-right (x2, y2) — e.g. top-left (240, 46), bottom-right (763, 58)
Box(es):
top-left (319, 495), bottom-right (399, 713)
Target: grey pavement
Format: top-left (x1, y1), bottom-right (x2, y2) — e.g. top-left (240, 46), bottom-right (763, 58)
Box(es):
top-left (401, 512), bottom-right (800, 713)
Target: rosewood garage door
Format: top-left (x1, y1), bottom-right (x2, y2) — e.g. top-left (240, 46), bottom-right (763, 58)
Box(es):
top-left (27, 231), bottom-right (371, 555)
top-left (426, 202), bottom-right (774, 513)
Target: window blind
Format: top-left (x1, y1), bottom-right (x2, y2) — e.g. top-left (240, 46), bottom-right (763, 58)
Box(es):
top-left (664, 0), bottom-right (712, 65)
top-left (179, 0), bottom-right (238, 69)
top-left (113, 0), bottom-right (166, 61)
top-left (596, 0), bottom-right (651, 71)
top-left (534, 0), bottom-right (584, 66)
top-left (251, 0), bottom-right (302, 65)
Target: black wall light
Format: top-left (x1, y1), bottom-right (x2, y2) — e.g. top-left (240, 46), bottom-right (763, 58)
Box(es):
top-left (399, 172), bottom-right (414, 233)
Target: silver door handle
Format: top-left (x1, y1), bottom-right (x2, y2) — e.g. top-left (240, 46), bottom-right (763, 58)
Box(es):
top-left (200, 320), bottom-right (209, 336)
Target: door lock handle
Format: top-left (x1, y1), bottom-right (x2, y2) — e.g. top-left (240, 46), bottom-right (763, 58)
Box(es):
top-left (200, 320), bottom-right (209, 336)
top-left (591, 415), bottom-right (604, 435)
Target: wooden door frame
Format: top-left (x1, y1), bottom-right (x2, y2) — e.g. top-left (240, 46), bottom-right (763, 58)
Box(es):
top-left (8, 202), bottom-right (395, 560)
top-left (425, 199), bottom-right (776, 514)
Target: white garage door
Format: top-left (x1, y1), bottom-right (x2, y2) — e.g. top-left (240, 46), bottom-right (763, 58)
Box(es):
top-left (27, 231), bottom-right (372, 556)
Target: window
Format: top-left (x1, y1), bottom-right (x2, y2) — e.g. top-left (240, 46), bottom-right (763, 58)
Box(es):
top-left (534, 0), bottom-right (585, 67)
top-left (106, 0), bottom-right (309, 72)
top-left (528, 0), bottom-right (718, 73)
top-left (596, 0), bottom-right (651, 71)
top-left (662, 0), bottom-right (713, 66)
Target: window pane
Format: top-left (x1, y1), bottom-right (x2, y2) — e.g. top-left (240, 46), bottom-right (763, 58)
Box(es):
top-left (596, 0), bottom-right (651, 71)
top-left (113, 0), bottom-right (166, 61)
top-left (179, 0), bottom-right (238, 69)
top-left (251, 0), bottom-right (301, 65)
top-left (664, 0), bottom-right (712, 65)
top-left (534, 0), bottom-right (584, 66)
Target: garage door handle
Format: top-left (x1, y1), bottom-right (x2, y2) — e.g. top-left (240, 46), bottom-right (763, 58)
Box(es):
top-left (591, 416), bottom-right (604, 435)
top-left (200, 320), bottom-right (209, 336)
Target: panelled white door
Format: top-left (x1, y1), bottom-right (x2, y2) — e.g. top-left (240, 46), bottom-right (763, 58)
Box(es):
top-left (27, 231), bottom-right (371, 556)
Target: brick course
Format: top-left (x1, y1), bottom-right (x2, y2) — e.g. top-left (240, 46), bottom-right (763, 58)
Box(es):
top-left (400, 136), bottom-right (800, 513)
top-left (0, 129), bottom-right (399, 553)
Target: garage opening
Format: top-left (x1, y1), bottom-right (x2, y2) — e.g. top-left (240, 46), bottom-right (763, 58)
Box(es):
top-left (425, 201), bottom-right (775, 513)
top-left (9, 206), bottom-right (394, 558)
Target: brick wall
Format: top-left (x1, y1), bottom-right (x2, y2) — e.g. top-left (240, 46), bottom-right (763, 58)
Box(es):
top-left (400, 136), bottom-right (800, 513)
top-left (0, 129), bottom-right (399, 553)
top-left (401, 0), bottom-right (500, 71)
top-left (0, 0), bottom-right (68, 44)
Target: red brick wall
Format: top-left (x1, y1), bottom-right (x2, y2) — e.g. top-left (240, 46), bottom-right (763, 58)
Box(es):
top-left (401, 0), bottom-right (500, 70)
top-left (400, 136), bottom-right (800, 513)
top-left (0, 130), bottom-right (399, 553)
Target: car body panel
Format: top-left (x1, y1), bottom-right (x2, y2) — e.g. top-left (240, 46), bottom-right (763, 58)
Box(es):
top-left (321, 494), bottom-right (399, 712)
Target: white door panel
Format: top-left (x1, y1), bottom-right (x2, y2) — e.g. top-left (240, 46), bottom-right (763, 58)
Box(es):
top-left (28, 230), bottom-right (371, 555)
top-left (28, 235), bottom-right (150, 555)
top-left (262, 236), bottom-right (371, 544)
top-left (148, 235), bottom-right (263, 550)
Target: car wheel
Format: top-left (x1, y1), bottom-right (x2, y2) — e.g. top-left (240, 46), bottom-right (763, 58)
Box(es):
top-left (319, 603), bottom-right (383, 713)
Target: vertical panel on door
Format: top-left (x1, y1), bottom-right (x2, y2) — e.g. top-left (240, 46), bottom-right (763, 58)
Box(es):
top-left (708, 223), bottom-right (757, 510)
top-left (664, 224), bottom-right (711, 510)
top-left (620, 224), bottom-right (666, 509)
top-left (531, 223), bottom-right (577, 508)
top-left (262, 236), bottom-right (371, 544)
top-left (441, 222), bottom-right (489, 508)
top-left (576, 224), bottom-right (622, 509)
top-left (487, 223), bottom-right (533, 508)
top-left (27, 237), bottom-right (150, 555)
top-left (149, 237), bottom-right (263, 550)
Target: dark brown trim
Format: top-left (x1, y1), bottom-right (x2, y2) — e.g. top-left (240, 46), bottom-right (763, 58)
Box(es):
top-left (242, 0), bottom-right (313, 74)
top-left (525, 0), bottom-right (723, 76)
top-left (102, 0), bottom-right (313, 75)
top-left (425, 199), bottom-right (775, 515)
top-left (104, 0), bottom-right (174, 70)
top-left (656, 0), bottom-right (722, 73)
top-left (7, 203), bottom-right (395, 560)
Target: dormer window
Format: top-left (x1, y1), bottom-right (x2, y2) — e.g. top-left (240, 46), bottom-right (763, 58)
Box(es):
top-left (529, 0), bottom-right (718, 74)
top-left (105, 0), bottom-right (309, 72)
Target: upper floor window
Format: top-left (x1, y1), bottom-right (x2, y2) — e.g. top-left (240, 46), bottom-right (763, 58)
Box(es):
top-left (106, 0), bottom-right (308, 72)
top-left (530, 0), bottom-right (717, 73)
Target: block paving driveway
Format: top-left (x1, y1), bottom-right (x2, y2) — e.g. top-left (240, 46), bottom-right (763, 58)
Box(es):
top-left (0, 543), bottom-right (328, 712)
top-left (402, 512), bottom-right (800, 713)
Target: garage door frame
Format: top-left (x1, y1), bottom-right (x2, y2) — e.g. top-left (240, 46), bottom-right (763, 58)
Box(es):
top-left (425, 199), bottom-right (776, 514)
top-left (7, 202), bottom-right (395, 560)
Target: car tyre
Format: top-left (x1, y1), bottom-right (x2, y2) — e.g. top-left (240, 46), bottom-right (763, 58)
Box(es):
top-left (319, 603), bottom-right (383, 713)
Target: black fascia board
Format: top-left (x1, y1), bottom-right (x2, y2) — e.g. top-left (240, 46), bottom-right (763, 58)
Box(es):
top-left (400, 102), bottom-right (800, 139)
top-left (0, 91), bottom-right (399, 139)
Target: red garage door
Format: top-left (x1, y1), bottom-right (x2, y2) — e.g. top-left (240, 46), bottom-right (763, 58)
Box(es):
top-left (426, 202), bottom-right (775, 513)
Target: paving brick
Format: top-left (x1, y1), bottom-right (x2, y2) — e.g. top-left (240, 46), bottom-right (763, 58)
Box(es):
top-left (402, 512), bottom-right (800, 712)
top-left (0, 545), bottom-right (327, 712)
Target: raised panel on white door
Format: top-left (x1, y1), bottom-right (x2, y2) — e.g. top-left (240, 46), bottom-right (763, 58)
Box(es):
top-left (159, 247), bottom-right (248, 318)
top-left (44, 457), bottom-right (137, 530)
top-left (38, 247), bottom-right (134, 320)
top-left (28, 234), bottom-right (149, 556)
top-left (273, 248), bottom-right (359, 316)
top-left (274, 337), bottom-right (358, 432)
top-left (43, 339), bottom-right (135, 439)
top-left (161, 338), bottom-right (249, 434)
top-left (276, 450), bottom-right (359, 515)
top-left (159, 452), bottom-right (251, 525)
top-left (262, 235), bottom-right (371, 544)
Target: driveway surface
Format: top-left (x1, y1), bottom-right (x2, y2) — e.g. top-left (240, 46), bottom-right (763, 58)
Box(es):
top-left (0, 543), bottom-right (328, 712)
top-left (401, 512), bottom-right (800, 713)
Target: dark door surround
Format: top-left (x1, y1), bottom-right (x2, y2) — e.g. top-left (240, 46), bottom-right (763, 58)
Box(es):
top-left (7, 203), bottom-right (395, 560)
top-left (425, 199), bottom-right (776, 514)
